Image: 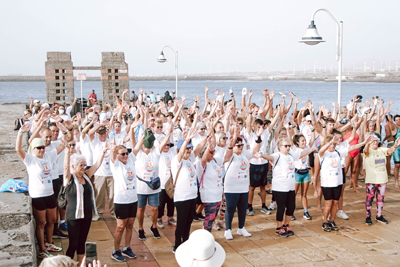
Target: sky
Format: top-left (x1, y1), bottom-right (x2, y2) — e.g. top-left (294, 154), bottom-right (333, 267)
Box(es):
top-left (0, 0), bottom-right (399, 76)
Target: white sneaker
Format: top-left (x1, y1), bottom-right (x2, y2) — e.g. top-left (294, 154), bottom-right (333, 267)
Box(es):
top-left (212, 222), bottom-right (220, 231)
top-left (237, 227), bottom-right (252, 237)
top-left (224, 229), bottom-right (233, 240)
top-left (337, 210), bottom-right (349, 220)
top-left (268, 201), bottom-right (276, 210)
top-left (92, 214), bottom-right (101, 221)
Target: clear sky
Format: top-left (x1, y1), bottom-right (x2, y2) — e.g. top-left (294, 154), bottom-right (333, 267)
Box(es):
top-left (0, 0), bottom-right (399, 76)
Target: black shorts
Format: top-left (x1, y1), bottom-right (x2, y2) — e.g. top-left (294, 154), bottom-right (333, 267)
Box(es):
top-left (321, 185), bottom-right (343, 201)
top-left (115, 202), bottom-right (138, 219)
top-left (309, 152), bottom-right (315, 168)
top-left (32, 195), bottom-right (57, 211)
top-left (342, 168), bottom-right (346, 184)
top-left (52, 176), bottom-right (63, 198)
top-left (250, 163), bottom-right (268, 187)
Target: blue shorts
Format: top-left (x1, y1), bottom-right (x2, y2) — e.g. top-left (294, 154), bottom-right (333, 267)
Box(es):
top-left (138, 193), bottom-right (159, 208)
top-left (393, 146), bottom-right (400, 164)
top-left (295, 172), bottom-right (310, 184)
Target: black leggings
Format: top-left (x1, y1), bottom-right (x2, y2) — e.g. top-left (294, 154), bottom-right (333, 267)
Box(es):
top-left (66, 218), bottom-right (92, 258)
top-left (273, 190), bottom-right (295, 222)
top-left (174, 198), bottom-right (196, 249)
top-left (158, 189), bottom-right (174, 218)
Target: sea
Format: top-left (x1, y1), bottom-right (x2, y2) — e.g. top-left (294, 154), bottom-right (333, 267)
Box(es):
top-left (1, 80), bottom-right (400, 114)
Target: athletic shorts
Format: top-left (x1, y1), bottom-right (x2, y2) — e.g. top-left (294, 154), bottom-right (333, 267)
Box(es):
top-left (309, 152), bottom-right (315, 168)
top-left (393, 146), bottom-right (400, 164)
top-left (249, 163), bottom-right (268, 187)
top-left (52, 176), bottom-right (63, 198)
top-left (321, 185), bottom-right (343, 201)
top-left (115, 202), bottom-right (138, 219)
top-left (295, 172), bottom-right (310, 184)
top-left (138, 193), bottom-right (159, 208)
top-left (31, 195), bottom-right (57, 211)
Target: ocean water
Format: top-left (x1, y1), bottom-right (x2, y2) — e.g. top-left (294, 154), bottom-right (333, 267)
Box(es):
top-left (1, 80), bottom-right (400, 114)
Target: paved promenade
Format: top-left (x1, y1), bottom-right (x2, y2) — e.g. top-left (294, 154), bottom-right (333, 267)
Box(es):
top-left (51, 178), bottom-right (400, 267)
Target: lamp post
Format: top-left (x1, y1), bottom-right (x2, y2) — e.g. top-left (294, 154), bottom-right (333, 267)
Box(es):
top-left (299, 8), bottom-right (343, 109)
top-left (157, 46), bottom-right (178, 98)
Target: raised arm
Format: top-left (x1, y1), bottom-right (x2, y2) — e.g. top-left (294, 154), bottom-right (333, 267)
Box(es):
top-left (63, 144), bottom-right (72, 186)
top-left (86, 142), bottom-right (110, 178)
top-left (177, 127), bottom-right (197, 163)
top-left (159, 123), bottom-right (173, 153)
top-left (16, 124), bottom-right (31, 160)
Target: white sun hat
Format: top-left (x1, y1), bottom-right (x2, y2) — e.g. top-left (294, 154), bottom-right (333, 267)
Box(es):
top-left (175, 229), bottom-right (225, 267)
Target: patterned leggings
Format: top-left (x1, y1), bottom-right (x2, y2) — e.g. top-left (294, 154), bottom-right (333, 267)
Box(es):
top-left (365, 183), bottom-right (386, 218)
top-left (203, 202), bottom-right (221, 232)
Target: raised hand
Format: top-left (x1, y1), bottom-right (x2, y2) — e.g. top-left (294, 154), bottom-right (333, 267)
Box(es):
top-left (215, 89), bottom-right (219, 96)
top-left (295, 97), bottom-right (299, 104)
top-left (139, 88), bottom-right (143, 95)
top-left (19, 123), bottom-right (31, 133)
top-left (262, 89), bottom-right (268, 96)
top-left (181, 95), bottom-right (187, 102)
top-left (269, 90), bottom-right (275, 99)
top-left (205, 86), bottom-right (209, 93)
top-left (249, 89), bottom-right (253, 97)
top-left (56, 121), bottom-right (67, 132)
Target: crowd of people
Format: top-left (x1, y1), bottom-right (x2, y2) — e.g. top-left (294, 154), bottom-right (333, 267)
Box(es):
top-left (16, 86), bottom-right (400, 263)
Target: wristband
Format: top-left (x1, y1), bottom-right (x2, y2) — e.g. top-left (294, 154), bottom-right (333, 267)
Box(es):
top-left (255, 136), bottom-right (262, 144)
top-left (18, 131), bottom-right (23, 136)
top-left (228, 147), bottom-right (233, 150)
top-left (62, 131), bottom-right (67, 135)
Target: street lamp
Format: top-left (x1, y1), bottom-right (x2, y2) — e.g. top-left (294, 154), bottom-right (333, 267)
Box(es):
top-left (157, 46), bottom-right (178, 98)
top-left (299, 8), bottom-right (343, 109)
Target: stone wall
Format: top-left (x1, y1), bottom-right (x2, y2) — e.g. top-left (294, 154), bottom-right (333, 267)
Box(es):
top-left (101, 52), bottom-right (129, 104)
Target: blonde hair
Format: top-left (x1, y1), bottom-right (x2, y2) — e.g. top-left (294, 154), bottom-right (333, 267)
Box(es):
top-left (322, 135), bottom-right (334, 146)
top-left (215, 131), bottom-right (226, 146)
top-left (155, 119), bottom-right (163, 126)
top-left (277, 137), bottom-right (290, 152)
top-left (39, 255), bottom-right (77, 267)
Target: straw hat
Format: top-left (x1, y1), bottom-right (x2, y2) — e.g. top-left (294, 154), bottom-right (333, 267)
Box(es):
top-left (175, 229), bottom-right (225, 267)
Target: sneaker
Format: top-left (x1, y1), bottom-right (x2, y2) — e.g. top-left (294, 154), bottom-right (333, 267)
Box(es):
top-left (111, 249), bottom-right (126, 262)
top-left (150, 226), bottom-right (161, 239)
top-left (284, 225), bottom-right (294, 236)
top-left (157, 219), bottom-right (164, 229)
top-left (303, 211), bottom-right (312, 220)
top-left (268, 201), bottom-right (276, 210)
top-left (212, 222), bottom-right (220, 231)
top-left (366, 217), bottom-right (373, 225)
top-left (237, 227), bottom-right (251, 237)
top-left (168, 218), bottom-right (177, 226)
top-left (224, 229), bottom-right (233, 240)
top-left (122, 247), bottom-right (136, 259)
top-left (172, 247), bottom-right (176, 254)
top-left (217, 220), bottom-right (226, 229)
top-left (247, 209), bottom-right (254, 216)
top-left (275, 227), bottom-right (288, 237)
top-left (59, 222), bottom-right (68, 231)
top-left (37, 249), bottom-right (53, 259)
top-left (261, 207), bottom-right (272, 215)
top-left (45, 242), bottom-right (62, 252)
top-left (375, 216), bottom-right (389, 224)
top-left (92, 214), bottom-right (101, 221)
top-left (138, 229), bottom-right (146, 240)
top-left (193, 214), bottom-right (200, 222)
top-left (322, 222), bottom-right (331, 232)
top-left (329, 221), bottom-right (339, 231)
top-left (337, 210), bottom-right (349, 220)
top-left (291, 215), bottom-right (296, 221)
top-left (197, 213), bottom-right (206, 221)
top-left (53, 229), bottom-right (68, 239)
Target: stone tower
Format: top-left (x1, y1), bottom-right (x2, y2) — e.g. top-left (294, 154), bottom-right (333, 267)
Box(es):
top-left (101, 52), bottom-right (129, 105)
top-left (45, 52), bottom-right (74, 103)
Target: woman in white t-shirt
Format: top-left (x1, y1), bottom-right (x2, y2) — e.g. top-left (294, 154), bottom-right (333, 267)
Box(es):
top-left (16, 125), bottom-right (66, 259)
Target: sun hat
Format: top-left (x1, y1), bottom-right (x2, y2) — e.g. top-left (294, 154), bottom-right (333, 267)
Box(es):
top-left (305, 115), bottom-right (312, 121)
top-left (28, 138), bottom-right (46, 155)
top-left (34, 99), bottom-right (40, 104)
top-left (148, 117), bottom-right (155, 121)
top-left (144, 129), bottom-right (155, 149)
top-left (177, 139), bottom-right (194, 151)
top-left (175, 229), bottom-right (225, 267)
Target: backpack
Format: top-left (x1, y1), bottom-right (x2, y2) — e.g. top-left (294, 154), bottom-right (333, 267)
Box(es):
top-left (14, 118), bottom-right (25, 131)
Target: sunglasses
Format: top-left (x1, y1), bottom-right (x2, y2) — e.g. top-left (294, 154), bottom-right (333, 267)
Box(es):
top-left (235, 144), bottom-right (244, 148)
top-left (186, 147), bottom-right (193, 150)
top-left (165, 144), bottom-right (171, 147)
top-left (238, 123), bottom-right (243, 125)
top-left (200, 128), bottom-right (206, 131)
top-left (222, 137), bottom-right (228, 140)
top-left (35, 146), bottom-right (46, 150)
top-left (119, 152), bottom-right (129, 156)
top-left (281, 145), bottom-right (291, 148)
top-left (69, 144), bottom-right (76, 147)
top-left (157, 126), bottom-right (163, 129)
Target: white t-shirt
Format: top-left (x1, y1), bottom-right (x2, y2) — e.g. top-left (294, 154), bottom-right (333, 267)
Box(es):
top-left (246, 129), bottom-right (270, 165)
top-left (46, 141), bottom-right (61, 180)
top-left (195, 157), bottom-right (223, 203)
top-left (110, 153), bottom-right (138, 204)
top-left (91, 136), bottom-right (112, 176)
top-left (337, 140), bottom-right (349, 168)
top-left (271, 152), bottom-right (300, 192)
top-left (159, 149), bottom-right (177, 189)
top-left (171, 156), bottom-right (197, 202)
top-left (172, 127), bottom-right (182, 146)
top-left (81, 135), bottom-right (94, 166)
top-left (291, 146), bottom-right (308, 170)
top-left (114, 131), bottom-right (128, 146)
top-left (215, 145), bottom-right (226, 159)
top-left (224, 150), bottom-right (252, 193)
top-left (135, 149), bottom-right (161, 195)
top-left (24, 150), bottom-right (57, 198)
top-left (192, 133), bottom-right (206, 149)
top-left (319, 148), bottom-right (349, 187)
top-left (300, 123), bottom-right (312, 145)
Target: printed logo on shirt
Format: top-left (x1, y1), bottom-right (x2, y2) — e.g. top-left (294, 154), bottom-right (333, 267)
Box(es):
top-left (126, 168), bottom-right (134, 182)
top-left (145, 158), bottom-right (154, 172)
top-left (214, 166), bottom-right (222, 179)
top-left (42, 164), bottom-right (50, 176)
top-left (167, 156), bottom-right (171, 168)
top-left (287, 158), bottom-right (295, 171)
top-left (240, 160), bottom-right (247, 170)
top-left (330, 158), bottom-right (339, 168)
top-left (301, 156), bottom-right (307, 165)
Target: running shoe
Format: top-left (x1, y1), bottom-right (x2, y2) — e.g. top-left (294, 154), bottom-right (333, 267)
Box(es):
top-left (212, 222), bottom-right (220, 231)
top-left (92, 214), bottom-right (101, 221)
top-left (150, 226), bottom-right (161, 239)
top-left (261, 207), bottom-right (271, 215)
top-left (268, 201), bottom-right (276, 210)
top-left (53, 229), bottom-right (68, 239)
top-left (237, 227), bottom-right (251, 237)
top-left (157, 219), bottom-right (164, 229)
top-left (284, 225), bottom-right (294, 236)
top-left (247, 209), bottom-right (254, 216)
top-left (337, 210), bottom-right (349, 220)
top-left (193, 214), bottom-right (200, 222)
top-left (266, 189), bottom-right (273, 194)
top-left (37, 249), bottom-right (53, 259)
top-left (59, 222), bottom-right (68, 231)
top-left (291, 215), bottom-right (296, 221)
top-left (329, 221), bottom-right (339, 231)
top-left (217, 220), bottom-right (226, 229)
top-left (168, 218), bottom-right (177, 226)
top-left (138, 229), bottom-right (146, 240)
top-left (322, 222), bottom-right (332, 232)
top-left (375, 216), bottom-right (389, 224)
top-left (45, 242), bottom-right (62, 252)
top-left (275, 227), bottom-right (289, 237)
top-left (303, 211), bottom-right (312, 220)
top-left (122, 247), bottom-right (136, 259)
top-left (366, 217), bottom-right (373, 225)
top-left (196, 213), bottom-right (206, 221)
top-left (111, 249), bottom-right (126, 262)
top-left (224, 229), bottom-right (233, 240)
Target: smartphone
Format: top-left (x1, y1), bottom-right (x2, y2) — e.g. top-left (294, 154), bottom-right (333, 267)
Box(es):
top-left (85, 242), bottom-right (97, 265)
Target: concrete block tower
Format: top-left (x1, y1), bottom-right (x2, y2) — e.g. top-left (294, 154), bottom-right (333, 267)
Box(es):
top-left (101, 52), bottom-right (129, 104)
top-left (45, 52), bottom-right (74, 103)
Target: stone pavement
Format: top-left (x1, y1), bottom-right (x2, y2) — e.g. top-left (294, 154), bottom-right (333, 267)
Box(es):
top-left (50, 177), bottom-right (400, 267)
